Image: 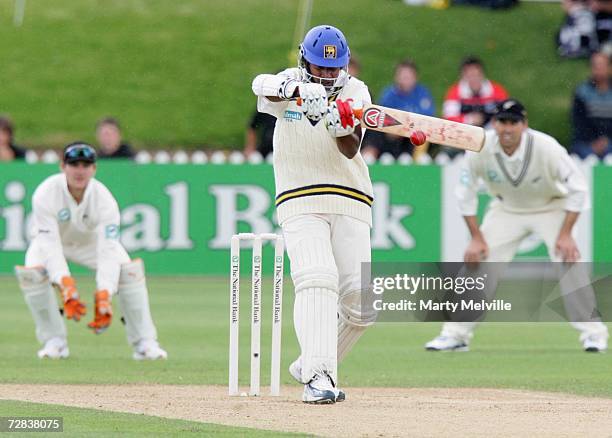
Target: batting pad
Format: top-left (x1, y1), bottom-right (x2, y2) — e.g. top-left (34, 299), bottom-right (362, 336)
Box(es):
top-left (15, 266), bottom-right (66, 344)
top-left (337, 321), bottom-right (366, 363)
top-left (294, 287), bottom-right (338, 383)
top-left (337, 287), bottom-right (377, 362)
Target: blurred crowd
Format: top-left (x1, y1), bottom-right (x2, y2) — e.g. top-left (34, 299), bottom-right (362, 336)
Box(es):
top-left (245, 50), bottom-right (611, 162)
top-left (557, 0), bottom-right (611, 58)
top-left (2, 3), bottom-right (611, 165)
top-left (242, 0), bottom-right (611, 163)
top-left (0, 116), bottom-right (135, 163)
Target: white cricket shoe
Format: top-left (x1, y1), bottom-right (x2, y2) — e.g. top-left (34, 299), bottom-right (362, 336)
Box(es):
top-left (37, 337), bottom-right (69, 359)
top-left (132, 339), bottom-right (168, 360)
top-left (425, 335), bottom-right (469, 352)
top-left (583, 335), bottom-right (607, 353)
top-left (291, 358), bottom-right (345, 402)
top-left (303, 372), bottom-right (338, 405)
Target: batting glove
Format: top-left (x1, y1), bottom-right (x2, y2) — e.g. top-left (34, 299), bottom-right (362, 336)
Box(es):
top-left (88, 290), bottom-right (112, 334)
top-left (59, 276), bottom-right (87, 321)
top-left (298, 83), bottom-right (328, 122)
top-left (325, 99), bottom-right (359, 138)
top-left (278, 78), bottom-right (299, 100)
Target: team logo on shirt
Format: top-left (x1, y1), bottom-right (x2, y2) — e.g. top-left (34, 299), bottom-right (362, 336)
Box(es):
top-left (57, 208), bottom-right (70, 222)
top-left (105, 224), bottom-right (120, 239)
top-left (460, 169), bottom-right (471, 185)
top-left (486, 169), bottom-right (501, 183)
top-left (323, 45), bottom-right (337, 59)
top-left (284, 110), bottom-right (302, 121)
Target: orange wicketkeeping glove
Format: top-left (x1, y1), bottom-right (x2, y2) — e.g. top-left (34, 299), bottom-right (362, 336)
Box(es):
top-left (88, 290), bottom-right (112, 334)
top-left (59, 276), bottom-right (87, 321)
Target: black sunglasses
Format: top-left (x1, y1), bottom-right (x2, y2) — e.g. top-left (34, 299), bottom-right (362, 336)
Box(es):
top-left (64, 144), bottom-right (97, 162)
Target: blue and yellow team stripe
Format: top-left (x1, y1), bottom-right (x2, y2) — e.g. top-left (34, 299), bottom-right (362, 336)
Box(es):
top-left (275, 184), bottom-right (374, 207)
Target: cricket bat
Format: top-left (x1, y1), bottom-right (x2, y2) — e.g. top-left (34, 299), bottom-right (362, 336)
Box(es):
top-left (354, 104), bottom-right (485, 152)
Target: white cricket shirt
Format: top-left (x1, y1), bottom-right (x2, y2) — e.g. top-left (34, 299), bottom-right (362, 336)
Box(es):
top-left (456, 128), bottom-right (589, 215)
top-left (30, 173), bottom-right (122, 288)
top-left (256, 68), bottom-right (374, 226)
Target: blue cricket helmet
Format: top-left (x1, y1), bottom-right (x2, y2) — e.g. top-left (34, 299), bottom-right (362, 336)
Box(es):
top-left (298, 25), bottom-right (351, 97)
top-left (299, 25), bottom-right (351, 68)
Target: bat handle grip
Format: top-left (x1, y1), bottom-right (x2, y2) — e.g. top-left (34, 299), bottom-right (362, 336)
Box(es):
top-left (295, 97), bottom-right (363, 119)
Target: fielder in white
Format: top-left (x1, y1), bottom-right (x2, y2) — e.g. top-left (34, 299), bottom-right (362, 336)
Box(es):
top-left (252, 25), bottom-right (376, 404)
top-left (15, 142), bottom-right (167, 360)
top-left (426, 99), bottom-right (609, 352)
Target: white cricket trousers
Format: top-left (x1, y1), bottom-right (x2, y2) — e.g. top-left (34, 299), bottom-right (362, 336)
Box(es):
top-left (442, 205), bottom-right (608, 342)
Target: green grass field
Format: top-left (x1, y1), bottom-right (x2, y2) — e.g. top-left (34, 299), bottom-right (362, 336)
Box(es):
top-left (1, 275), bottom-right (610, 434)
top-left (0, 400), bottom-right (304, 437)
top-left (0, 0), bottom-right (588, 149)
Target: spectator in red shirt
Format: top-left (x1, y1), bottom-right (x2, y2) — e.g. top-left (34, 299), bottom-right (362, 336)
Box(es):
top-left (442, 56), bottom-right (509, 127)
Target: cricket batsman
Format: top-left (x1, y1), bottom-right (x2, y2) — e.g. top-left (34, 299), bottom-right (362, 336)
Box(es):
top-left (251, 25), bottom-right (376, 403)
top-left (15, 142), bottom-right (167, 360)
top-left (426, 99), bottom-right (609, 353)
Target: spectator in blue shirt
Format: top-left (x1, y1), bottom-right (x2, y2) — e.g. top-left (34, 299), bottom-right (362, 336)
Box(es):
top-left (362, 59), bottom-right (435, 159)
top-left (379, 59), bottom-right (435, 116)
top-left (571, 51), bottom-right (612, 159)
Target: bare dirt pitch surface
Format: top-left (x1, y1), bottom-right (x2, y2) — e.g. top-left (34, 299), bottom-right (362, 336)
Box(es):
top-left (2, 384), bottom-right (612, 437)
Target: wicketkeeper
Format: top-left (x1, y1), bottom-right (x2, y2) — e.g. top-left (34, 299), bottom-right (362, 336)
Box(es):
top-left (15, 142), bottom-right (167, 360)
